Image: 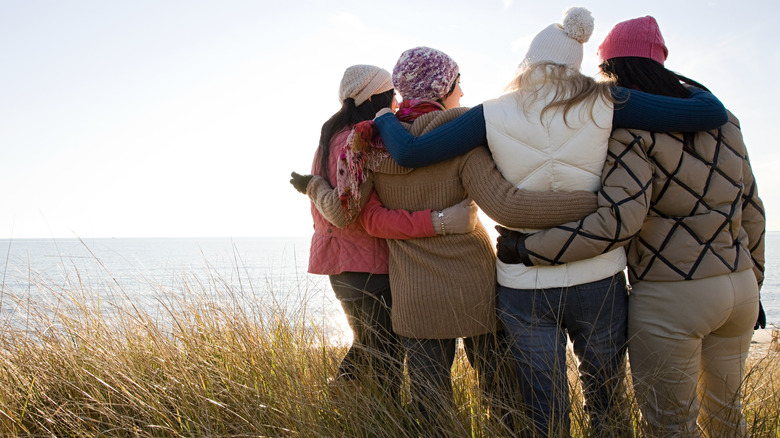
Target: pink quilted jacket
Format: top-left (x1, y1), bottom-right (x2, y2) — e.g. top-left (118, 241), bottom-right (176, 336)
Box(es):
top-left (307, 129), bottom-right (389, 275)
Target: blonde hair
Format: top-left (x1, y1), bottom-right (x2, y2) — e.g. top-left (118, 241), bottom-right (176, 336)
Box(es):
top-left (506, 62), bottom-right (615, 127)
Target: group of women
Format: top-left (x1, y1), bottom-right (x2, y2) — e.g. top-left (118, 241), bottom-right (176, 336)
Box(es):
top-left (291, 8), bottom-right (765, 438)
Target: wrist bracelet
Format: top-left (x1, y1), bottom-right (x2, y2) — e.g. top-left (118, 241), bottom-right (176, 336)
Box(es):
top-left (438, 211), bottom-right (446, 235)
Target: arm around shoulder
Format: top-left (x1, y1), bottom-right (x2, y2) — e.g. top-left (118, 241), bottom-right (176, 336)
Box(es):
top-left (374, 105), bottom-right (487, 168)
top-left (613, 86), bottom-right (728, 132)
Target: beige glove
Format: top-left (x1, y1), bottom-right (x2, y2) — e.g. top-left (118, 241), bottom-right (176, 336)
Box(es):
top-left (431, 198), bottom-right (478, 235)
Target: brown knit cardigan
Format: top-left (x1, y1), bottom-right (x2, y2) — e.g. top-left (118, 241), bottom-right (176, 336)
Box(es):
top-left (308, 107), bottom-right (599, 339)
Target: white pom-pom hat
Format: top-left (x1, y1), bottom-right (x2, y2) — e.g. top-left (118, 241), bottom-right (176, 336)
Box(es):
top-left (519, 6), bottom-right (594, 71)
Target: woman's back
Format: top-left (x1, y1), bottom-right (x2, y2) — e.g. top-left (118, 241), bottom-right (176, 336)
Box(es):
top-left (483, 68), bottom-right (625, 289)
top-left (485, 74), bottom-right (613, 196)
top-left (370, 108), bottom-right (498, 340)
top-left (308, 128), bottom-right (389, 276)
top-left (623, 112), bottom-right (763, 284)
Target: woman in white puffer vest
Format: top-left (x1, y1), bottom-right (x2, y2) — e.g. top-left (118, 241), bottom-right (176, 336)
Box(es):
top-left (482, 9), bottom-right (629, 437)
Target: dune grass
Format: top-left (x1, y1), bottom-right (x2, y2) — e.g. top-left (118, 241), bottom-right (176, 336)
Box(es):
top-left (0, 265), bottom-right (777, 437)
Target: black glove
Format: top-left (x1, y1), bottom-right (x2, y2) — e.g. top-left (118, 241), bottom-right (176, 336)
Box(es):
top-left (290, 172), bottom-right (313, 194)
top-left (755, 300), bottom-right (766, 330)
top-left (495, 225), bottom-right (532, 266)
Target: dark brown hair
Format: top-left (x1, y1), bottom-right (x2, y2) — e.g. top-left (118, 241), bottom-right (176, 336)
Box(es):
top-left (599, 56), bottom-right (709, 98)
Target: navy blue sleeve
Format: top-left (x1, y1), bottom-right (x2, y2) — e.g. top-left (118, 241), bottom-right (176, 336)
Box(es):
top-left (374, 105), bottom-right (488, 168)
top-left (612, 86), bottom-right (728, 132)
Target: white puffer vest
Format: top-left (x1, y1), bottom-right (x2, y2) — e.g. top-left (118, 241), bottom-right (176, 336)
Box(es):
top-left (483, 78), bottom-right (626, 289)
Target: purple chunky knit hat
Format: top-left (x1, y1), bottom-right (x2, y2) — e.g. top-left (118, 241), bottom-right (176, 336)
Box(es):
top-left (392, 46), bottom-right (459, 101)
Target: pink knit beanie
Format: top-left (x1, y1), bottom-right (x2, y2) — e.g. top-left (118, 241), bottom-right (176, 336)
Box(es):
top-left (392, 46), bottom-right (459, 101)
top-left (597, 16), bottom-right (668, 65)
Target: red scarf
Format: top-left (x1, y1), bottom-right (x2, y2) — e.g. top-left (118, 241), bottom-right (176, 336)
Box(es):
top-left (336, 100), bottom-right (445, 219)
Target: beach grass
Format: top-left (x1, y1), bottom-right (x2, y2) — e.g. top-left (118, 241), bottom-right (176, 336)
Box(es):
top-left (0, 268), bottom-right (777, 437)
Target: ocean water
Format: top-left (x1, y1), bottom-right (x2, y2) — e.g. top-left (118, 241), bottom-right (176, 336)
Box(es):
top-left (0, 233), bottom-right (778, 335)
top-left (0, 236), bottom-right (349, 341)
top-left (760, 232), bottom-right (780, 325)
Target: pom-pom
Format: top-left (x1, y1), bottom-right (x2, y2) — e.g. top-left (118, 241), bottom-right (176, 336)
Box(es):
top-left (562, 7), bottom-right (594, 43)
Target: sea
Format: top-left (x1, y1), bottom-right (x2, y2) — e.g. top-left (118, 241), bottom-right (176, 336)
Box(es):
top-left (0, 233), bottom-right (778, 339)
top-left (0, 236), bottom-right (352, 342)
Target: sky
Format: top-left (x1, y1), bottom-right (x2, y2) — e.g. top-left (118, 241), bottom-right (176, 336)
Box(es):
top-left (1, 0), bottom-right (778, 239)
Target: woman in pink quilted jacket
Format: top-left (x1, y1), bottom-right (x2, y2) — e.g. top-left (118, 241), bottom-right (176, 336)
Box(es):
top-left (296, 65), bottom-right (418, 401)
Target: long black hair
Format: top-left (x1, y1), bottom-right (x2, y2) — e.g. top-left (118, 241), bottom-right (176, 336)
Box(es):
top-left (315, 89), bottom-right (395, 178)
top-left (599, 56), bottom-right (709, 98)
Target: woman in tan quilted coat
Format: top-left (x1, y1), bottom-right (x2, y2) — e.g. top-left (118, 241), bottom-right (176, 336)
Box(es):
top-left (497, 16), bottom-right (765, 437)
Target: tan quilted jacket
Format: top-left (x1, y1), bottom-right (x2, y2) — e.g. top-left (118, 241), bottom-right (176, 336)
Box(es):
top-left (521, 111), bottom-right (765, 288)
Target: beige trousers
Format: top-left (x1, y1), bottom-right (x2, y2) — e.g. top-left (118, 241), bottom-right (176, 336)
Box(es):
top-left (627, 269), bottom-right (759, 438)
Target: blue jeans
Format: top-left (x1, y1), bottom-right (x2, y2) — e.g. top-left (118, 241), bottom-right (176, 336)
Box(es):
top-left (497, 272), bottom-right (629, 437)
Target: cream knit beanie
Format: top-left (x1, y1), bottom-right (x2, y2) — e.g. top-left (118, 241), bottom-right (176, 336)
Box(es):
top-left (520, 7), bottom-right (594, 71)
top-left (338, 65), bottom-right (394, 106)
